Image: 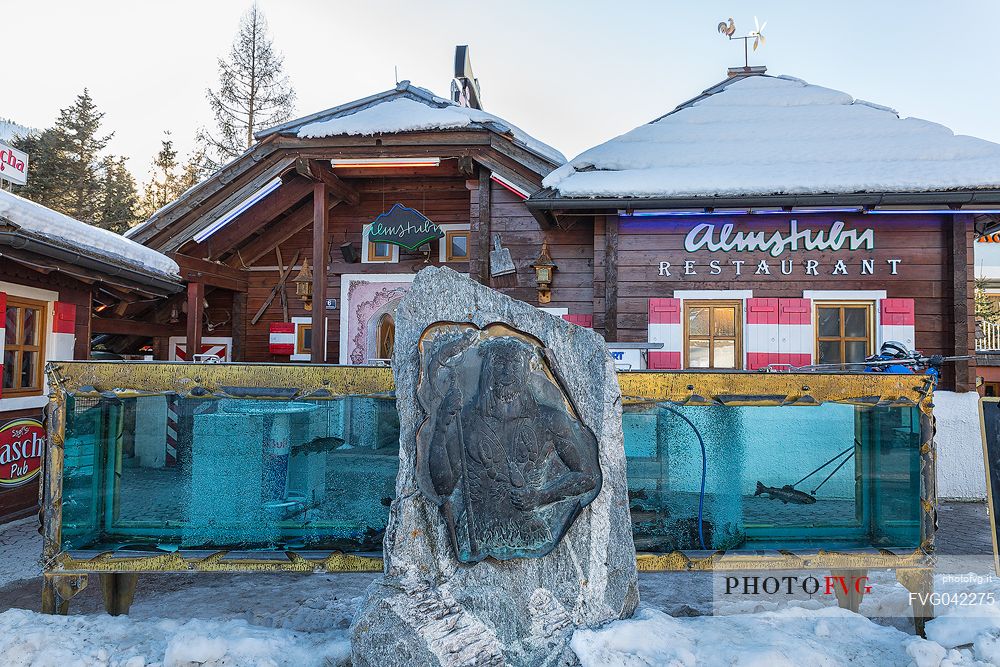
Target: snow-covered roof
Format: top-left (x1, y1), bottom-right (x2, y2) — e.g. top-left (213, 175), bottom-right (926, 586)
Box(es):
top-left (264, 81), bottom-right (565, 166)
top-left (542, 74), bottom-right (1000, 200)
top-left (0, 190), bottom-right (180, 279)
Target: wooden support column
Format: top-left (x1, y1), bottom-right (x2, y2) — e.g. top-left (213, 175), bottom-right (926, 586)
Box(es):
top-left (477, 168), bottom-right (492, 284)
top-left (232, 291), bottom-right (247, 361)
top-left (311, 181), bottom-right (328, 363)
top-left (185, 281), bottom-right (204, 359)
top-left (952, 214), bottom-right (973, 392)
top-left (604, 215), bottom-right (619, 342)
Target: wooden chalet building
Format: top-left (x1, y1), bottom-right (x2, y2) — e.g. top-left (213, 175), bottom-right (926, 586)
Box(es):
top-left (527, 69), bottom-right (1000, 393)
top-left (0, 190), bottom-right (182, 521)
top-left (121, 80), bottom-right (579, 366)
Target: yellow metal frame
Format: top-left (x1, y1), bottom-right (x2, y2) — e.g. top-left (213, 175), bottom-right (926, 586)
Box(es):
top-left (977, 397), bottom-right (1000, 576)
top-left (41, 362), bottom-right (936, 575)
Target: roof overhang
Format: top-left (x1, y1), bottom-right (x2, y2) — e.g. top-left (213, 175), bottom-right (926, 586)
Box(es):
top-left (0, 228), bottom-right (183, 296)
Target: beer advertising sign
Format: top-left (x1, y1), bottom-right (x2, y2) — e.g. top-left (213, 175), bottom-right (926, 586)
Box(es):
top-left (0, 141), bottom-right (29, 186)
top-left (0, 418), bottom-right (45, 488)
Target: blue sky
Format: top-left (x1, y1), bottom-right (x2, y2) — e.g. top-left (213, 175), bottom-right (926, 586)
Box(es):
top-left (5, 1), bottom-right (1000, 263)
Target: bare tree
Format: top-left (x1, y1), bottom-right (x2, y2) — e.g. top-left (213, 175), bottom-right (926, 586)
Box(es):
top-left (199, 3), bottom-right (295, 169)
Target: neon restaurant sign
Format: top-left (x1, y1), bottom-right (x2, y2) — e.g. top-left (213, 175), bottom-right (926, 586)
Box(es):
top-left (656, 220), bottom-right (902, 278)
top-left (369, 203), bottom-right (443, 250)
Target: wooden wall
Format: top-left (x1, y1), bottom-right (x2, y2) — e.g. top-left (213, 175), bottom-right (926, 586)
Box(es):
top-left (601, 213), bottom-right (975, 390)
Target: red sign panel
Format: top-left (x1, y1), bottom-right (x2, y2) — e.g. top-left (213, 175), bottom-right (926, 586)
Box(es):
top-left (0, 418), bottom-right (45, 488)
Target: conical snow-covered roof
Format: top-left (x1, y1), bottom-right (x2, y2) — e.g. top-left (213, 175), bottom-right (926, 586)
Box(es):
top-left (541, 74), bottom-right (1000, 200)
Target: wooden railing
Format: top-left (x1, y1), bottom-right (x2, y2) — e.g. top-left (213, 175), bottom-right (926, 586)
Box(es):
top-left (979, 321), bottom-right (1000, 351)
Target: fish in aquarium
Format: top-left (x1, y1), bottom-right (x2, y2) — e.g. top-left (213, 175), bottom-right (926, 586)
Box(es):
top-left (754, 481), bottom-right (817, 505)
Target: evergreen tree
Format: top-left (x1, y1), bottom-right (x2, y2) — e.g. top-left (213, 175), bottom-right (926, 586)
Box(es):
top-left (10, 129), bottom-right (62, 204)
top-left (976, 277), bottom-right (1000, 325)
top-left (199, 3), bottom-right (295, 169)
top-left (53, 89), bottom-right (111, 223)
top-left (139, 133), bottom-right (180, 218)
top-left (98, 156), bottom-right (139, 233)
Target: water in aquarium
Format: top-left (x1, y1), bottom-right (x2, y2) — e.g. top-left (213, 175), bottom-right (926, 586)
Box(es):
top-left (60, 392), bottom-right (923, 554)
top-left (623, 402), bottom-right (923, 552)
top-left (61, 393), bottom-right (399, 552)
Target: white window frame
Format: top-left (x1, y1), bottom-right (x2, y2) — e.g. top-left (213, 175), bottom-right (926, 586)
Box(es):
top-left (804, 290), bottom-right (886, 350)
top-left (0, 282), bottom-right (58, 412)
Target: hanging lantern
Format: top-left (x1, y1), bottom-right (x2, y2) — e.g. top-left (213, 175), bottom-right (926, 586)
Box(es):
top-left (531, 241), bottom-right (557, 304)
top-left (293, 257), bottom-right (313, 311)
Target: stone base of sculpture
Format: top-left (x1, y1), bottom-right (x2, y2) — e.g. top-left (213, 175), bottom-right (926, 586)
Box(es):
top-left (350, 267), bottom-right (638, 667)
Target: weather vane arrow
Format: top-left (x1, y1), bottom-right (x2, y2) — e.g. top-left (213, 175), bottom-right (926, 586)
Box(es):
top-left (718, 16), bottom-right (768, 68)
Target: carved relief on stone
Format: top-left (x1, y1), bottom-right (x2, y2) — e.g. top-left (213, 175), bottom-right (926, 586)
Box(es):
top-left (414, 322), bottom-right (602, 562)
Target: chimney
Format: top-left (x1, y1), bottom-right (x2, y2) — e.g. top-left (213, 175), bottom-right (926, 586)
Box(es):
top-left (727, 65), bottom-right (767, 78)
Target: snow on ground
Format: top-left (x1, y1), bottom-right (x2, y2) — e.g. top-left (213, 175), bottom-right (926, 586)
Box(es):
top-left (0, 518), bottom-right (43, 589)
top-left (543, 74), bottom-right (1000, 198)
top-left (0, 189), bottom-right (180, 279)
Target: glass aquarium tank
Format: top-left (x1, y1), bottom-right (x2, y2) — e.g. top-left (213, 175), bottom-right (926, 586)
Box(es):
top-left (59, 382), bottom-right (399, 554)
top-left (49, 363), bottom-right (932, 560)
top-left (623, 402), bottom-right (923, 552)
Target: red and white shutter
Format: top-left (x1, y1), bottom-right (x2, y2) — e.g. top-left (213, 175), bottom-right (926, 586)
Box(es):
top-left (647, 298), bottom-right (682, 370)
top-left (269, 322), bottom-right (295, 355)
top-left (0, 292), bottom-right (6, 398)
top-left (562, 314), bottom-right (593, 328)
top-left (52, 302), bottom-right (77, 360)
top-left (879, 299), bottom-right (915, 350)
top-left (778, 298), bottom-right (813, 367)
top-left (169, 337), bottom-right (232, 361)
top-left (745, 298), bottom-right (779, 370)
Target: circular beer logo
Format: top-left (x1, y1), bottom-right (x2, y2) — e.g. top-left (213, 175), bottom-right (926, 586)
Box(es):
top-left (0, 418), bottom-right (45, 487)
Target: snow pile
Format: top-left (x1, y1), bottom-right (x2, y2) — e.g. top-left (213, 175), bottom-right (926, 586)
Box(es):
top-left (297, 85), bottom-right (565, 165)
top-left (0, 189), bottom-right (180, 279)
top-left (543, 74), bottom-right (1000, 198)
top-left (572, 605), bottom-right (918, 666)
top-left (0, 518), bottom-right (41, 588)
top-left (0, 609), bottom-right (351, 667)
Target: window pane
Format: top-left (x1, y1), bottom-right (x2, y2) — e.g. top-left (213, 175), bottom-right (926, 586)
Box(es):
top-left (713, 339), bottom-right (737, 368)
top-left (450, 234), bottom-right (468, 258)
top-left (818, 308), bottom-right (840, 337)
top-left (688, 307), bottom-right (709, 336)
top-left (818, 340), bottom-right (842, 364)
top-left (22, 307), bottom-right (37, 346)
top-left (302, 327), bottom-right (312, 352)
top-left (689, 340), bottom-right (710, 368)
top-left (375, 242), bottom-right (391, 258)
top-left (843, 308), bottom-right (867, 338)
top-left (2, 351), bottom-right (13, 388)
top-left (713, 307), bottom-right (736, 337)
top-left (4, 307), bottom-right (16, 345)
top-left (20, 351), bottom-right (36, 389)
top-left (845, 340), bottom-right (868, 364)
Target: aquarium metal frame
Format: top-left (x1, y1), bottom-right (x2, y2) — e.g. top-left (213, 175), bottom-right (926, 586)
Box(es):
top-left (977, 397), bottom-right (1000, 576)
top-left (40, 362), bottom-right (937, 614)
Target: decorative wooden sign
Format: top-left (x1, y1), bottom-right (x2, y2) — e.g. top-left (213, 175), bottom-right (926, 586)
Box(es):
top-left (979, 397), bottom-right (1000, 575)
top-left (369, 204), bottom-right (443, 251)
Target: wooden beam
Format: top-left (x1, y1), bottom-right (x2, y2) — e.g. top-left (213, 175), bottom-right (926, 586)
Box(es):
top-left (91, 318), bottom-right (184, 337)
top-left (476, 167), bottom-right (491, 284)
top-left (231, 291), bottom-right (247, 361)
top-left (311, 182), bottom-right (329, 363)
top-left (200, 176), bottom-right (314, 255)
top-left (186, 281), bottom-right (204, 358)
top-left (227, 198), bottom-right (342, 268)
top-left (170, 253), bottom-right (248, 292)
top-left (604, 215), bottom-right (619, 342)
top-left (250, 250), bottom-right (300, 325)
top-left (295, 158), bottom-right (360, 206)
top-left (953, 214), bottom-right (974, 391)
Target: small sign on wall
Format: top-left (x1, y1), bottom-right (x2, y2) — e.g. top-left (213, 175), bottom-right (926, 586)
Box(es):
top-left (369, 203), bottom-right (443, 250)
top-left (0, 418), bottom-right (44, 489)
top-left (326, 298), bottom-right (337, 310)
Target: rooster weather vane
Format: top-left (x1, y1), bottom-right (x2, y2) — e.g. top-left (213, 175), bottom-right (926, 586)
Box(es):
top-left (718, 16), bottom-right (767, 68)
